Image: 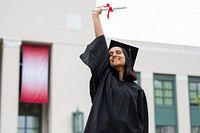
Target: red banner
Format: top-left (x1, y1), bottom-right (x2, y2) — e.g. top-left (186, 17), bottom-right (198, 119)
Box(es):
top-left (20, 44), bottom-right (49, 103)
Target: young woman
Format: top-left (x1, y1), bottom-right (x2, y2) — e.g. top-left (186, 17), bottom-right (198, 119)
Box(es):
top-left (80, 7), bottom-right (148, 133)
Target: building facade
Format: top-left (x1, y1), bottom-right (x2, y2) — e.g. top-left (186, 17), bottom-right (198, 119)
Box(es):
top-left (0, 0), bottom-right (200, 133)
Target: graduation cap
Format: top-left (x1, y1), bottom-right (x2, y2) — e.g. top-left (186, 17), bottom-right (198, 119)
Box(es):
top-left (109, 40), bottom-right (139, 67)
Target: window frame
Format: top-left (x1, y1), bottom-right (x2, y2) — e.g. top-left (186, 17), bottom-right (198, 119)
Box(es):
top-left (188, 76), bottom-right (200, 130)
top-left (18, 103), bottom-right (42, 133)
top-left (154, 73), bottom-right (178, 133)
top-left (188, 76), bottom-right (200, 107)
top-left (154, 74), bottom-right (176, 107)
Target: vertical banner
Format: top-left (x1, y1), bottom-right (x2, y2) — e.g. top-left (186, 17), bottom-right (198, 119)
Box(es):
top-left (20, 44), bottom-right (49, 103)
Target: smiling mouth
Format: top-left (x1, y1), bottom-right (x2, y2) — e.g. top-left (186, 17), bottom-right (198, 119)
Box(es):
top-left (112, 58), bottom-right (120, 62)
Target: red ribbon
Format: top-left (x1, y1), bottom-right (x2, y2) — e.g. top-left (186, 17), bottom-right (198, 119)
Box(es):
top-left (103, 3), bottom-right (113, 19)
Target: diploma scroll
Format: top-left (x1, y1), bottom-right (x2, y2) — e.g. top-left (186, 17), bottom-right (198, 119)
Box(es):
top-left (102, 6), bottom-right (127, 11)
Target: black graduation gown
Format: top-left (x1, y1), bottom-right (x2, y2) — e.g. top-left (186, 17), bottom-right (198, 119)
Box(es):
top-left (80, 35), bottom-right (148, 133)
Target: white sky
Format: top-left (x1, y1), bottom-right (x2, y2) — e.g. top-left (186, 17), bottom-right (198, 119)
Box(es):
top-left (96, 0), bottom-right (200, 47)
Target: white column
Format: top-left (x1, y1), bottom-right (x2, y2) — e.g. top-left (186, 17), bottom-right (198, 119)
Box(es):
top-left (141, 72), bottom-right (155, 133)
top-left (0, 39), bottom-right (21, 133)
top-left (176, 75), bottom-right (191, 133)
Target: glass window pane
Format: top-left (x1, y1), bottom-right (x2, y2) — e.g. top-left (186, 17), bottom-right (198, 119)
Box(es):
top-left (164, 126), bottom-right (175, 133)
top-left (164, 81), bottom-right (172, 89)
top-left (155, 98), bottom-right (163, 105)
top-left (192, 126), bottom-right (200, 133)
top-left (155, 80), bottom-right (162, 89)
top-left (19, 103), bottom-right (41, 116)
top-left (165, 98), bottom-right (173, 105)
top-left (156, 126), bottom-right (161, 133)
top-left (195, 96), bottom-right (200, 106)
top-left (135, 72), bottom-right (141, 85)
top-left (164, 90), bottom-right (173, 97)
top-left (198, 83), bottom-right (200, 94)
top-left (18, 129), bottom-right (25, 133)
top-left (190, 98), bottom-right (196, 104)
top-left (190, 83), bottom-right (197, 91)
top-left (189, 78), bottom-right (200, 107)
top-left (160, 127), bottom-right (164, 133)
top-left (27, 116), bottom-right (39, 128)
top-left (18, 116), bottom-right (25, 128)
top-left (155, 90), bottom-right (163, 97)
top-left (27, 129), bottom-right (38, 133)
top-left (156, 126), bottom-right (175, 133)
top-left (190, 92), bottom-right (197, 99)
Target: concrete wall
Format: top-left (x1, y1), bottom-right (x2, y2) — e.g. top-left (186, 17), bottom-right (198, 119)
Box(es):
top-left (0, 0), bottom-right (95, 45)
top-left (49, 42), bottom-right (92, 133)
top-left (0, 0), bottom-right (95, 133)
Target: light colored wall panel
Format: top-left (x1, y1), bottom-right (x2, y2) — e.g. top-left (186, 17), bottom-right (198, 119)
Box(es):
top-left (176, 75), bottom-right (191, 133)
top-left (0, 0), bottom-right (94, 45)
top-left (141, 72), bottom-right (155, 133)
top-left (49, 43), bottom-right (92, 133)
top-left (0, 39), bottom-right (21, 133)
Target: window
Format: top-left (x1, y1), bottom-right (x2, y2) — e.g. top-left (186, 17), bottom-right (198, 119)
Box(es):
top-left (18, 103), bottom-right (42, 133)
top-left (189, 76), bottom-right (200, 132)
top-left (154, 74), bottom-right (177, 133)
top-left (191, 126), bottom-right (200, 133)
top-left (135, 72), bottom-right (141, 85)
top-left (154, 77), bottom-right (174, 106)
top-left (18, 116), bottom-right (39, 133)
top-left (156, 126), bottom-right (175, 133)
top-left (189, 76), bottom-right (200, 106)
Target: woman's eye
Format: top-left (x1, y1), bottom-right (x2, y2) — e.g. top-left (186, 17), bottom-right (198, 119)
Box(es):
top-left (116, 51), bottom-right (122, 54)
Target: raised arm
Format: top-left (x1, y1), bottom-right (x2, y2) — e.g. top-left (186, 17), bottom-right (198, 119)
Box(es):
top-left (92, 7), bottom-right (104, 37)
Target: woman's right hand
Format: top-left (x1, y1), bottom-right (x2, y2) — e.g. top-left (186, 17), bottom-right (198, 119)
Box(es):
top-left (92, 7), bottom-right (102, 18)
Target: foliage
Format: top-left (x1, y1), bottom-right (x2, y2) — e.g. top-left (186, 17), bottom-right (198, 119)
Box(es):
top-left (195, 95), bottom-right (200, 110)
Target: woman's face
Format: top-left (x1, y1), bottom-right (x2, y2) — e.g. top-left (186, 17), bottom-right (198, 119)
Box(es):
top-left (109, 47), bottom-right (126, 69)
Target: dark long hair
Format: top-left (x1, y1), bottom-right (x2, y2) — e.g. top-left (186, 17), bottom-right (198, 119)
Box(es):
top-left (110, 48), bottom-right (137, 82)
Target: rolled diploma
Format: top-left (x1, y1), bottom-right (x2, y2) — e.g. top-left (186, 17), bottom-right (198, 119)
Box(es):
top-left (102, 6), bottom-right (127, 11)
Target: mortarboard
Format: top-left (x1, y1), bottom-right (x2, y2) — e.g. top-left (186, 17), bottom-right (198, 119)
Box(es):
top-left (109, 40), bottom-right (139, 67)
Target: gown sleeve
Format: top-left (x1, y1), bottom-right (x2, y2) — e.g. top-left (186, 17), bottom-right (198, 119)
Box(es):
top-left (80, 35), bottom-right (109, 103)
top-left (138, 90), bottom-right (149, 133)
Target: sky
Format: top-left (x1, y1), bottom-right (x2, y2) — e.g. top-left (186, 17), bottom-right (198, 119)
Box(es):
top-left (96, 0), bottom-right (200, 47)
